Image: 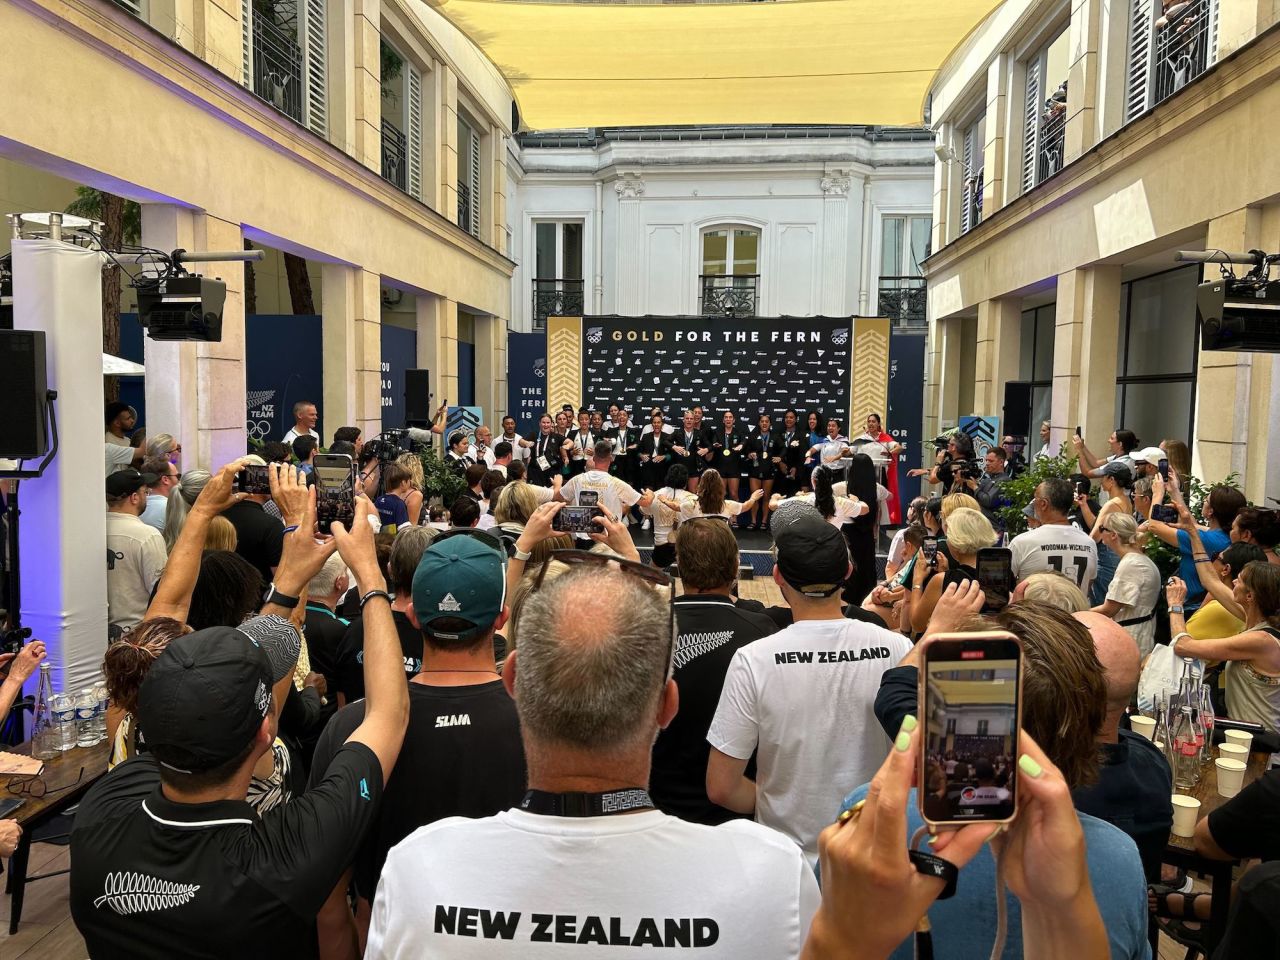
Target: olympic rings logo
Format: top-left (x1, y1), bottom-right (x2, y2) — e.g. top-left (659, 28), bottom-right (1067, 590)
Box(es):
top-left (246, 420), bottom-right (272, 439)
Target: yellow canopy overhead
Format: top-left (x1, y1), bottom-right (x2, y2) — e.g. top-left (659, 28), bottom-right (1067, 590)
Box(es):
top-left (424, 0), bottom-right (1002, 130)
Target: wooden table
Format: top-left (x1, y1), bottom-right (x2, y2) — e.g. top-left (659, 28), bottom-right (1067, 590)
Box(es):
top-left (1160, 749), bottom-right (1268, 953)
top-left (3, 738), bottom-right (110, 934)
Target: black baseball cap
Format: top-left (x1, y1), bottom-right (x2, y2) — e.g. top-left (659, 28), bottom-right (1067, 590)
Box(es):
top-left (106, 468), bottom-right (157, 498)
top-left (773, 511), bottom-right (851, 597)
top-left (136, 626), bottom-right (278, 772)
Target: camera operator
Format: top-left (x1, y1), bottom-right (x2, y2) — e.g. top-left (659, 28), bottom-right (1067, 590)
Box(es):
top-left (957, 447), bottom-right (1011, 524)
top-left (1002, 436), bottom-right (1029, 478)
top-left (908, 433), bottom-right (976, 492)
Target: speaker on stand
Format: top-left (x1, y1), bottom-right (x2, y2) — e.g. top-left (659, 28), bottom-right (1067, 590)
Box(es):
top-left (404, 369), bottom-right (432, 427)
top-left (1002, 381), bottom-right (1033, 438)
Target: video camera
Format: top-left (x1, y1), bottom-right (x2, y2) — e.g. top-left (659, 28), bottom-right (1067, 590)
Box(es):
top-left (954, 459), bottom-right (984, 482)
top-left (364, 429), bottom-right (410, 463)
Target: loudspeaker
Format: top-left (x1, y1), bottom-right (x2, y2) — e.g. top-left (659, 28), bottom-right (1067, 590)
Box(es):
top-left (1002, 381), bottom-right (1033, 437)
top-left (0, 330), bottom-right (49, 459)
top-left (404, 369), bottom-right (432, 426)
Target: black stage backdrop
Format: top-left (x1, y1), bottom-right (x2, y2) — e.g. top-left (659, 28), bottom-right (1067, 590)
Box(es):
top-left (581, 316), bottom-right (853, 424)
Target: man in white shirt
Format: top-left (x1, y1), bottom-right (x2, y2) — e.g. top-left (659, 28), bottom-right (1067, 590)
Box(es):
top-left (281, 401), bottom-right (320, 444)
top-left (367, 559), bottom-right (820, 959)
top-left (499, 416), bottom-right (532, 462)
top-left (1008, 476), bottom-right (1099, 596)
top-left (706, 508), bottom-right (911, 864)
top-left (559, 442), bottom-right (654, 519)
top-left (491, 441), bottom-right (513, 478)
top-left (105, 468), bottom-right (168, 633)
top-left (473, 425), bottom-right (497, 468)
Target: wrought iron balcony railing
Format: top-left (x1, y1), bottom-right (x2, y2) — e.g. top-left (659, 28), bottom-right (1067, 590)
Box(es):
top-left (381, 119), bottom-right (407, 191)
top-left (878, 278), bottom-right (927, 328)
top-left (1153, 0), bottom-right (1213, 105)
top-left (1037, 108), bottom-right (1066, 184)
top-left (532, 278), bottom-right (585, 330)
top-left (250, 8), bottom-right (304, 124)
top-left (457, 182), bottom-right (473, 233)
top-left (699, 274), bottom-right (759, 317)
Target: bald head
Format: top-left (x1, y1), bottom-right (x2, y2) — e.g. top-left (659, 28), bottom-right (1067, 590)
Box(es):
top-left (1073, 612), bottom-right (1140, 712)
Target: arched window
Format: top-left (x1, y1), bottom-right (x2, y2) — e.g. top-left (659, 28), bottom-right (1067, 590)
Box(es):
top-left (700, 226), bottom-right (760, 317)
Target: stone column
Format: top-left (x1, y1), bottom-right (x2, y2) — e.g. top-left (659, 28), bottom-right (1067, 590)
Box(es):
top-left (320, 264), bottom-right (382, 441)
top-left (819, 172), bottom-right (851, 316)
top-left (613, 174), bottom-right (645, 315)
top-left (974, 297), bottom-right (1022, 418)
top-left (326, 0), bottom-right (358, 159)
top-left (1064, 0), bottom-right (1103, 163)
top-left (1050, 266), bottom-right (1121, 455)
top-left (140, 205), bottom-right (246, 470)
top-left (416, 293), bottom-right (458, 410)
top-left (932, 121), bottom-right (953, 251)
top-left (473, 314), bottom-right (508, 425)
top-left (441, 66), bottom-right (459, 226)
top-left (935, 315), bottom-right (965, 429)
top-left (193, 0), bottom-right (241, 78)
top-left (352, 0), bottom-right (381, 172)
top-left (1192, 207), bottom-right (1273, 495)
top-left (982, 55), bottom-right (1009, 215)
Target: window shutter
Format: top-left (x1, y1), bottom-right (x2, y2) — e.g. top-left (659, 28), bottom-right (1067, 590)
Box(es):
top-left (241, 0), bottom-right (252, 87)
top-left (112, 0), bottom-right (144, 17)
top-left (469, 128), bottom-right (482, 238)
top-left (407, 65), bottom-right (423, 201)
top-left (1207, 0), bottom-right (1220, 64)
top-left (960, 126), bottom-right (975, 233)
top-left (1125, 0), bottom-right (1154, 122)
top-left (1020, 57), bottom-right (1041, 192)
top-left (300, 0), bottom-right (327, 138)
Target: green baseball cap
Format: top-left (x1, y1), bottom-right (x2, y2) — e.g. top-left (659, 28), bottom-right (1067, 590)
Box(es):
top-left (411, 532), bottom-right (507, 643)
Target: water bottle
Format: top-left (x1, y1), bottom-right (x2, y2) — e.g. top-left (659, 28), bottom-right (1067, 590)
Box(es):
top-left (31, 663), bottom-right (59, 761)
top-left (50, 692), bottom-right (77, 751)
top-left (1172, 704), bottom-right (1200, 791)
top-left (94, 682), bottom-right (110, 741)
top-left (75, 689), bottom-right (98, 747)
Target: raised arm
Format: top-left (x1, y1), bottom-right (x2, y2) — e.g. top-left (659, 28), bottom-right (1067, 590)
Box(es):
top-left (144, 458), bottom-right (250, 623)
top-left (1176, 503), bottom-right (1245, 618)
top-left (330, 497), bottom-right (409, 784)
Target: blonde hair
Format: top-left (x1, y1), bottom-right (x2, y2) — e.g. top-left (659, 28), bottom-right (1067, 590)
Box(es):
top-left (205, 515), bottom-right (238, 552)
top-left (941, 507), bottom-right (996, 556)
top-left (1102, 512), bottom-right (1144, 546)
top-left (396, 452), bottom-right (425, 492)
top-left (941, 492), bottom-right (980, 520)
top-left (495, 482), bottom-right (540, 526)
top-left (1019, 572), bottom-right (1088, 613)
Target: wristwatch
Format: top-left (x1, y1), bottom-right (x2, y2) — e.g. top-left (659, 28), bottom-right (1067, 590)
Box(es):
top-left (513, 546), bottom-right (533, 562)
top-left (263, 583), bottom-right (301, 609)
top-left (1169, 604), bottom-right (1184, 615)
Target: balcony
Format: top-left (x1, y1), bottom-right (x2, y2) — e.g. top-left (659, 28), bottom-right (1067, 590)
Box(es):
top-left (878, 278), bottom-right (927, 328)
top-left (250, 7), bottom-right (304, 125)
top-left (1036, 107), bottom-right (1066, 183)
top-left (699, 274), bottom-right (759, 317)
top-left (532, 278), bottom-right (586, 331)
top-left (381, 119), bottom-right (406, 191)
top-left (1153, 0), bottom-right (1213, 104)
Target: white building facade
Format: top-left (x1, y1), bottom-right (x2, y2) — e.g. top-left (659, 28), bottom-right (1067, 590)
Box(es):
top-left (506, 127), bottom-right (935, 332)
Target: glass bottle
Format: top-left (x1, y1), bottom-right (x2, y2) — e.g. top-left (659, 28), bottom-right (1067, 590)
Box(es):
top-left (1198, 683), bottom-right (1215, 759)
top-left (1153, 690), bottom-right (1173, 765)
top-left (1172, 703), bottom-right (1201, 791)
top-left (31, 663), bottom-right (59, 760)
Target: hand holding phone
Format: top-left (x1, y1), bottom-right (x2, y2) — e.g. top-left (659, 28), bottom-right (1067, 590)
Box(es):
top-left (918, 631), bottom-right (1023, 828)
top-left (312, 453), bottom-right (356, 534)
top-left (922, 537), bottom-right (939, 567)
top-left (554, 505), bottom-right (603, 534)
top-left (235, 464), bottom-right (272, 496)
top-left (976, 548), bottom-right (1013, 612)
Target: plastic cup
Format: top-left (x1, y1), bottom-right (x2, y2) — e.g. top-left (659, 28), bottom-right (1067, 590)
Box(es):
top-left (1223, 729), bottom-right (1254, 753)
top-left (1215, 758), bottom-right (1247, 798)
top-left (1218, 742), bottom-right (1249, 763)
top-left (1171, 794), bottom-right (1201, 838)
top-left (1130, 715), bottom-right (1157, 740)
top-left (1153, 741), bottom-right (1165, 753)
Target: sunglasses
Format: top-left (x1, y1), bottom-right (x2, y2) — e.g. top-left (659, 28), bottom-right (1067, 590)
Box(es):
top-left (433, 526), bottom-right (508, 558)
top-left (532, 550), bottom-right (677, 676)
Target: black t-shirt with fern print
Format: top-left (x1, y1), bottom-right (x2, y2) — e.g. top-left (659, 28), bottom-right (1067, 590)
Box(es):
top-left (70, 742), bottom-right (382, 959)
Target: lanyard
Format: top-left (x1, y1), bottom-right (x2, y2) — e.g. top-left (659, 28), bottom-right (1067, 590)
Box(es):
top-left (519, 788), bottom-right (655, 817)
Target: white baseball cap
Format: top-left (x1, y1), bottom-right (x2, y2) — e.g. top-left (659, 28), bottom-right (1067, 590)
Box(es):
top-left (1133, 447), bottom-right (1165, 467)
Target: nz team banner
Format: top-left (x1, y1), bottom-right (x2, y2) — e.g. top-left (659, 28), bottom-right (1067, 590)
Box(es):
top-left (547, 315), bottom-right (887, 426)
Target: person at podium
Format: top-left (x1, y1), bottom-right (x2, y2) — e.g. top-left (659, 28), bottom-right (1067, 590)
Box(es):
top-left (849, 413), bottom-right (903, 524)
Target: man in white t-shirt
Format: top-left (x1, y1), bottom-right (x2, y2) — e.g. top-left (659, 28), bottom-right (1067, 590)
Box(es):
top-left (105, 468), bottom-right (168, 633)
top-left (707, 508), bottom-right (911, 864)
top-left (367, 561), bottom-right (820, 959)
top-left (281, 400), bottom-right (321, 445)
top-left (1008, 476), bottom-right (1099, 596)
top-left (558, 442), bottom-right (654, 519)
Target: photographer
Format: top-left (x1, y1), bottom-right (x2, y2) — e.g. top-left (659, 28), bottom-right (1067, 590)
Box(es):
top-left (908, 434), bottom-right (976, 492)
top-left (958, 447), bottom-right (1011, 523)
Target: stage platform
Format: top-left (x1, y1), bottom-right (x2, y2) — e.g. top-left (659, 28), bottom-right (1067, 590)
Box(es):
top-left (628, 524), bottom-right (890, 579)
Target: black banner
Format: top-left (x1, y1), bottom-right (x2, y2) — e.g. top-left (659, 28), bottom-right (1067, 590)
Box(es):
top-left (581, 316), bottom-right (852, 424)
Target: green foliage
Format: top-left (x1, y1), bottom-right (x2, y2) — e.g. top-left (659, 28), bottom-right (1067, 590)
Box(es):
top-left (995, 452), bottom-right (1079, 537)
top-left (380, 40), bottom-right (404, 104)
top-left (413, 442), bottom-right (466, 506)
top-left (1144, 471), bottom-right (1243, 577)
top-left (64, 188), bottom-right (141, 244)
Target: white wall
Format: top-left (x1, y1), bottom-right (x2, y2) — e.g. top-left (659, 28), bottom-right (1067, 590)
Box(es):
top-left (507, 133), bottom-right (933, 330)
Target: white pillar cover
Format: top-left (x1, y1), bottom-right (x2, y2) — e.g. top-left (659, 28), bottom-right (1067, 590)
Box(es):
top-left (12, 239), bottom-right (109, 693)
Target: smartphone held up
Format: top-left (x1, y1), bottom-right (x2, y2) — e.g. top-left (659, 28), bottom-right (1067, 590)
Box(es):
top-left (918, 631), bottom-right (1023, 828)
top-left (313, 453), bottom-right (356, 533)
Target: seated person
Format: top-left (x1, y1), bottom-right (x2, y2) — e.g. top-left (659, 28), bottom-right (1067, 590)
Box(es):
top-left (862, 524), bottom-right (925, 628)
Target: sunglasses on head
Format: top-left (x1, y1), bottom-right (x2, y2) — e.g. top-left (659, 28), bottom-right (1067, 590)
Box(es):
top-left (433, 527), bottom-right (508, 557)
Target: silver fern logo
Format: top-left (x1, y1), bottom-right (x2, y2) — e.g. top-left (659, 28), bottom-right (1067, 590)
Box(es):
top-left (586, 327), bottom-right (603, 344)
top-left (831, 328), bottom-right (850, 346)
top-left (93, 872), bottom-right (200, 915)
